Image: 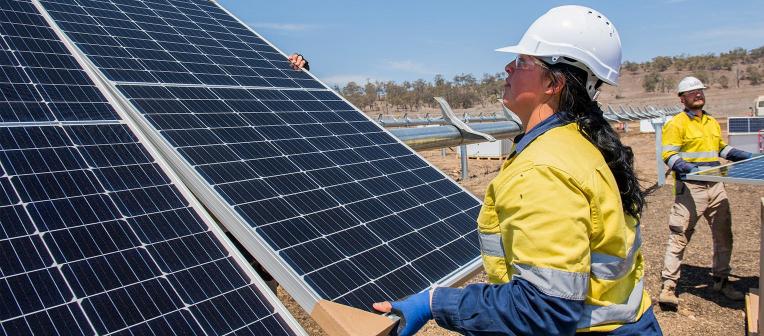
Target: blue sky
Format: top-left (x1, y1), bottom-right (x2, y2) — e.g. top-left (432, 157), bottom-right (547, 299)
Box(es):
top-left (217, 1), bottom-right (764, 86)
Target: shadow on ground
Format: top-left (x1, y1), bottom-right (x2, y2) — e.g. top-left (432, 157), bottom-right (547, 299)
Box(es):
top-left (675, 264), bottom-right (758, 310)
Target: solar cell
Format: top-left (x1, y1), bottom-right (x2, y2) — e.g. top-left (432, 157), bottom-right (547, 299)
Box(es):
top-left (685, 156), bottom-right (764, 185)
top-left (728, 118), bottom-right (748, 133)
top-left (753, 118), bottom-right (764, 133)
top-left (0, 1), bottom-right (302, 334)
top-left (38, 0), bottom-right (482, 311)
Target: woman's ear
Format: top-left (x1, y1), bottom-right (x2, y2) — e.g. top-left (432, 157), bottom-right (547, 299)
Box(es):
top-left (545, 72), bottom-right (565, 96)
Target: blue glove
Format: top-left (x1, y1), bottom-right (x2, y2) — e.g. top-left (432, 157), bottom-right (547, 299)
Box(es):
top-left (679, 166), bottom-right (699, 180)
top-left (390, 290), bottom-right (432, 336)
top-left (726, 148), bottom-right (754, 161)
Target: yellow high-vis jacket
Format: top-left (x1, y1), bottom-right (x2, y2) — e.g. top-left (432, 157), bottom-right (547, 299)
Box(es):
top-left (478, 121), bottom-right (651, 333)
top-left (662, 110), bottom-right (737, 177)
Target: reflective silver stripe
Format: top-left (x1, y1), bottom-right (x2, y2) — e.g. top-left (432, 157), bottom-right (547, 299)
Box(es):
top-left (679, 151), bottom-right (718, 159)
top-left (662, 145), bottom-right (680, 152)
top-left (577, 278), bottom-right (644, 328)
top-left (719, 145), bottom-right (733, 159)
top-left (666, 154), bottom-right (681, 169)
top-left (479, 233), bottom-right (505, 257)
top-left (591, 227), bottom-right (642, 280)
top-left (512, 263), bottom-right (589, 301)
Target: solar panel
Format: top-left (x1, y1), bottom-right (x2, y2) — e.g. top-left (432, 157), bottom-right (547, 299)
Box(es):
top-left (37, 0), bottom-right (482, 311)
top-left (685, 156), bottom-right (764, 185)
top-left (728, 116), bottom-right (764, 134)
top-left (0, 1), bottom-right (303, 334)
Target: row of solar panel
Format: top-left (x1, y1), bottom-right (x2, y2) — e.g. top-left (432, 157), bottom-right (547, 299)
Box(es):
top-left (48, 0), bottom-right (484, 312)
top-left (1, 0), bottom-right (483, 334)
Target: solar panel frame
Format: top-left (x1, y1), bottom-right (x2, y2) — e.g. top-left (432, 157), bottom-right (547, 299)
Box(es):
top-left (728, 116), bottom-right (764, 134)
top-left (685, 156), bottom-right (764, 185)
top-left (35, 0), bottom-right (483, 313)
top-left (1, 1), bottom-right (306, 333)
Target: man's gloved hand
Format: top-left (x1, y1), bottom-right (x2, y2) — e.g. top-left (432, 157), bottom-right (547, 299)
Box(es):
top-left (372, 290), bottom-right (432, 336)
top-left (725, 147), bottom-right (756, 161)
top-left (679, 166), bottom-right (699, 180)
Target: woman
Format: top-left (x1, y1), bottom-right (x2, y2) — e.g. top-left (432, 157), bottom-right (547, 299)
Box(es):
top-left (372, 6), bottom-right (662, 335)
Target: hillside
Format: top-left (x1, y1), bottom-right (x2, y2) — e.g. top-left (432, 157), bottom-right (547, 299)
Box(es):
top-left (599, 62), bottom-right (764, 118)
top-left (339, 47), bottom-right (764, 119)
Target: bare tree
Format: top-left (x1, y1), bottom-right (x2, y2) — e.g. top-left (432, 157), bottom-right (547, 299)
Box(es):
top-left (363, 81), bottom-right (378, 111)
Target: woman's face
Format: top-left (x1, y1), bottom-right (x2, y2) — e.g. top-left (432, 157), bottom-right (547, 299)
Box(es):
top-left (502, 55), bottom-right (552, 118)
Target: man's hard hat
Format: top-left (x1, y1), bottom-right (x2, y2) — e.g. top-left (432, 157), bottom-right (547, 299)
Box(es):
top-left (676, 76), bottom-right (707, 96)
top-left (496, 5), bottom-right (622, 100)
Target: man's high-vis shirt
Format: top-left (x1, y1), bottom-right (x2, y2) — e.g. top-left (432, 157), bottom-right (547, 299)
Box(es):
top-left (662, 110), bottom-right (750, 176)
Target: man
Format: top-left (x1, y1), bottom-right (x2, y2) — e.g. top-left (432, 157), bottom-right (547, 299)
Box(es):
top-left (658, 76), bottom-right (756, 309)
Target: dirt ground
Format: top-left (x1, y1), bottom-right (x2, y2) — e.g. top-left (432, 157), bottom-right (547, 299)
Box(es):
top-left (277, 118), bottom-right (763, 335)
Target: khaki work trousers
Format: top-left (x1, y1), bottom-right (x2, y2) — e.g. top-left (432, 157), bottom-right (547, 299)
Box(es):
top-left (661, 180), bottom-right (733, 286)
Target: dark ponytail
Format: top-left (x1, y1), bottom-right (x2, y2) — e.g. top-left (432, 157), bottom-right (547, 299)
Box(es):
top-left (546, 63), bottom-right (645, 218)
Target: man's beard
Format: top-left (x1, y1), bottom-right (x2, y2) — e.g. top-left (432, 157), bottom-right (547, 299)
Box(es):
top-left (688, 100), bottom-right (704, 110)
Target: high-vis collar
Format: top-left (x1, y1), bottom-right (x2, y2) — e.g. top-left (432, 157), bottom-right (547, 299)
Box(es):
top-left (512, 111), bottom-right (572, 156)
top-left (683, 108), bottom-right (708, 119)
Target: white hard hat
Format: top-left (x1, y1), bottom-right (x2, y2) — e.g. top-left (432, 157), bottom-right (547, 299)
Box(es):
top-left (676, 76), bottom-right (707, 96)
top-left (496, 5), bottom-right (622, 100)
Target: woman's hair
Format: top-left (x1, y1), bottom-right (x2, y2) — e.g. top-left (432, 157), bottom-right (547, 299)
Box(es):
top-left (545, 63), bottom-right (646, 218)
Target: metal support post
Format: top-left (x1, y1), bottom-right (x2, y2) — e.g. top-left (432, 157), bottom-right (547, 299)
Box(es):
top-left (652, 115), bottom-right (666, 186)
top-left (460, 144), bottom-right (468, 180)
top-left (433, 97), bottom-right (498, 182)
top-left (433, 97), bottom-right (496, 142)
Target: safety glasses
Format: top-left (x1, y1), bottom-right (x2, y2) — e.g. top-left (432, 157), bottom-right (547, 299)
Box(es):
top-left (682, 89), bottom-right (704, 97)
top-left (512, 54), bottom-right (549, 71)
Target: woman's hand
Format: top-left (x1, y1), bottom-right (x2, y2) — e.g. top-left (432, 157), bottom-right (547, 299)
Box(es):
top-left (372, 290), bottom-right (432, 336)
top-left (287, 53), bottom-right (309, 71)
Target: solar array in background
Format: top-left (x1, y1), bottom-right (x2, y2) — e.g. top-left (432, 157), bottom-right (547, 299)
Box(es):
top-left (39, 0), bottom-right (482, 309)
top-left (686, 156), bottom-right (764, 185)
top-left (728, 116), bottom-right (764, 133)
top-left (0, 1), bottom-right (300, 334)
